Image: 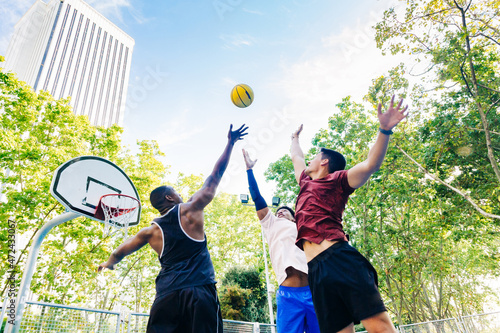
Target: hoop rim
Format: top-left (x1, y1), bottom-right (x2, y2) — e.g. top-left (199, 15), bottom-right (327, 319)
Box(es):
top-left (99, 193), bottom-right (140, 207)
top-left (94, 194), bottom-right (141, 224)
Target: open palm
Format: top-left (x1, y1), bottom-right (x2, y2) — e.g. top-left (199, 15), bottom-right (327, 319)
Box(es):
top-left (378, 95), bottom-right (408, 131)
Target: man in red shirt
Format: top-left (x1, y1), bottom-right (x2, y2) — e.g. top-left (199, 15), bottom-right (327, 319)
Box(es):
top-left (290, 96), bottom-right (407, 333)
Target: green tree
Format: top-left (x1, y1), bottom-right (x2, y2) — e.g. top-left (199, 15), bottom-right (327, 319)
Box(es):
top-left (375, 0), bottom-right (500, 221)
top-left (265, 64), bottom-right (500, 325)
top-left (0, 64), bottom-right (169, 312)
top-left (220, 266), bottom-right (272, 323)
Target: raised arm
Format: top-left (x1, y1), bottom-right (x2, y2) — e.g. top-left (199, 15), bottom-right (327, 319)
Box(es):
top-left (242, 149), bottom-right (269, 220)
top-left (188, 124), bottom-right (248, 211)
top-left (290, 124), bottom-right (306, 184)
top-left (348, 96), bottom-right (408, 189)
top-left (98, 226), bottom-right (155, 271)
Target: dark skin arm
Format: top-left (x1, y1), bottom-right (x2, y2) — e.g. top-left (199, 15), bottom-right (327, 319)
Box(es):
top-left (179, 124), bottom-right (248, 240)
top-left (99, 124), bottom-right (248, 271)
top-left (98, 225), bottom-right (162, 271)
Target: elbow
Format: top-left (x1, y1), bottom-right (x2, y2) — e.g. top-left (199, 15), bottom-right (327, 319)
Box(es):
top-left (365, 161), bottom-right (382, 174)
top-left (111, 250), bottom-right (124, 262)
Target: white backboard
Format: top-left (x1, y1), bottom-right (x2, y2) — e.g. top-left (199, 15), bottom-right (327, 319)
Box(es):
top-left (50, 156), bottom-right (141, 226)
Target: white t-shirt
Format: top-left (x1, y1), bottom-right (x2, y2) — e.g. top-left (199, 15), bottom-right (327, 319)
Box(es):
top-left (260, 210), bottom-right (309, 285)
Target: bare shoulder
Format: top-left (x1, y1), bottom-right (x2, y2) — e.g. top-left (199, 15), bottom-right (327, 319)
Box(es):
top-left (137, 223), bottom-right (161, 239)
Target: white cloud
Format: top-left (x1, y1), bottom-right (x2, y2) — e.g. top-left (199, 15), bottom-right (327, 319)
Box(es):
top-left (85, 0), bottom-right (149, 25)
top-left (242, 8), bottom-right (264, 16)
top-left (154, 109), bottom-right (206, 148)
top-left (273, 2), bottom-right (412, 150)
top-left (219, 33), bottom-right (255, 49)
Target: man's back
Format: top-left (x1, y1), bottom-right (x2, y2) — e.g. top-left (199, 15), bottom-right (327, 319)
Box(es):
top-left (152, 205), bottom-right (216, 298)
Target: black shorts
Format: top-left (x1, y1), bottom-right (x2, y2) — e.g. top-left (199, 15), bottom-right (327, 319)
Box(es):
top-left (307, 241), bottom-right (386, 332)
top-left (147, 284), bottom-right (223, 333)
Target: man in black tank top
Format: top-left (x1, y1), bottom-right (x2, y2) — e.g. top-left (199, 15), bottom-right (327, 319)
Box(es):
top-left (98, 124), bottom-right (248, 333)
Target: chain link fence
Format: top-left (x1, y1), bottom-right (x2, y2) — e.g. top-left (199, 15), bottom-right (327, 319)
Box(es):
top-left (16, 300), bottom-right (121, 333)
top-left (398, 318), bottom-right (463, 333)
top-left (461, 311), bottom-right (500, 333)
top-left (1, 299), bottom-right (499, 333)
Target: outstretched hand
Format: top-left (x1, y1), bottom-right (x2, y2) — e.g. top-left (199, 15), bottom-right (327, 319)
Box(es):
top-left (242, 149), bottom-right (257, 169)
top-left (228, 124), bottom-right (248, 144)
top-left (97, 262), bottom-right (115, 272)
top-left (291, 124), bottom-right (303, 140)
top-left (378, 95), bottom-right (408, 131)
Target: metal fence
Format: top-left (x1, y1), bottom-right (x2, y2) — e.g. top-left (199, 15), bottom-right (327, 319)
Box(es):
top-left (461, 311), bottom-right (500, 333)
top-left (124, 313), bottom-right (149, 333)
top-left (17, 300), bottom-right (121, 333)
top-left (1, 299), bottom-right (499, 333)
top-left (399, 318), bottom-right (463, 333)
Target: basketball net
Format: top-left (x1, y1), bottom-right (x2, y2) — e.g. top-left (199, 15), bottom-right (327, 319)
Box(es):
top-left (97, 194), bottom-right (140, 240)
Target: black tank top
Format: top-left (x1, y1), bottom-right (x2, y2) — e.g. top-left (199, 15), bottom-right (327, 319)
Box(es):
top-left (152, 205), bottom-right (216, 298)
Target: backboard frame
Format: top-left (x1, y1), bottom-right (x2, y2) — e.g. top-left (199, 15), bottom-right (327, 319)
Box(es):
top-left (50, 156), bottom-right (141, 227)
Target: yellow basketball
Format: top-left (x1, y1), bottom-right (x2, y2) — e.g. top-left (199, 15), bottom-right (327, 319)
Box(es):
top-left (231, 84), bottom-right (254, 108)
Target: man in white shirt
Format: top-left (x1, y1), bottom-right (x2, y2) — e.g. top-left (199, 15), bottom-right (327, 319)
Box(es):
top-left (242, 149), bottom-right (320, 333)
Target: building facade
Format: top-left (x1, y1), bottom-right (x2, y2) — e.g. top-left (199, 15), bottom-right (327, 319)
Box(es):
top-left (4, 0), bottom-right (135, 127)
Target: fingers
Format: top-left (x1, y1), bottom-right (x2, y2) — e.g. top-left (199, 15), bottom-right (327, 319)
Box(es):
top-left (239, 125), bottom-right (249, 134)
top-left (401, 105), bottom-right (409, 119)
top-left (292, 124), bottom-right (303, 138)
top-left (396, 98), bottom-right (403, 110)
top-left (390, 95), bottom-right (395, 108)
top-left (377, 103), bottom-right (382, 115)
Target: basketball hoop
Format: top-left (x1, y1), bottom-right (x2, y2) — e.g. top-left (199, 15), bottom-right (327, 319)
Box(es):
top-left (95, 194), bottom-right (140, 239)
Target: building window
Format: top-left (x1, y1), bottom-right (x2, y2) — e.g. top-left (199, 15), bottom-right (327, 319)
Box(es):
top-left (60, 13), bottom-right (83, 99)
top-left (43, 4), bottom-right (71, 92)
top-left (96, 35), bottom-right (113, 126)
top-left (68, 17), bottom-right (89, 98)
top-left (109, 43), bottom-right (123, 126)
top-left (88, 31), bottom-right (107, 122)
top-left (34, 0), bottom-right (64, 91)
top-left (103, 39), bottom-right (118, 127)
top-left (53, 7), bottom-right (78, 97)
top-left (80, 26), bottom-right (102, 117)
top-left (74, 22), bottom-right (95, 114)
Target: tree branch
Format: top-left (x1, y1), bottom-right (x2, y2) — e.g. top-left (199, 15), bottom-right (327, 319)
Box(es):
top-left (466, 127), bottom-right (500, 136)
top-left (396, 145), bottom-right (500, 221)
top-left (476, 33), bottom-right (500, 46)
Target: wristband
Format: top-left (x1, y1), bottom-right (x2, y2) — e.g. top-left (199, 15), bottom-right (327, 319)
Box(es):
top-left (379, 127), bottom-right (393, 135)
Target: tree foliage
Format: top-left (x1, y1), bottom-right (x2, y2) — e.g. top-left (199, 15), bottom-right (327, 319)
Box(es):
top-left (0, 64), bottom-right (274, 320)
top-left (0, 65), bottom-right (168, 312)
top-left (266, 66), bottom-right (500, 325)
top-left (219, 266), bottom-right (271, 323)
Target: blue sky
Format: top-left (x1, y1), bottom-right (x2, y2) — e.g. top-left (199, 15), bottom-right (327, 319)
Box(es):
top-left (1, 0), bottom-right (408, 200)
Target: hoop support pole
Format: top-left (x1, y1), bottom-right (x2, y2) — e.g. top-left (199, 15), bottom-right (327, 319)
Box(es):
top-left (5, 212), bottom-right (79, 333)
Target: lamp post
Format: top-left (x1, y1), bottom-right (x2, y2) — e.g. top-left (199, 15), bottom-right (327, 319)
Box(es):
top-left (239, 194), bottom-right (280, 327)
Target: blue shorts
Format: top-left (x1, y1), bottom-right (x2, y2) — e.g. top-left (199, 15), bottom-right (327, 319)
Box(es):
top-left (276, 285), bottom-right (320, 333)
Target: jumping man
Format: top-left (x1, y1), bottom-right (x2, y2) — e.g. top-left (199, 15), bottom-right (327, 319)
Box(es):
top-left (242, 149), bottom-right (320, 333)
top-left (290, 96), bottom-right (408, 333)
top-left (98, 124), bottom-right (248, 333)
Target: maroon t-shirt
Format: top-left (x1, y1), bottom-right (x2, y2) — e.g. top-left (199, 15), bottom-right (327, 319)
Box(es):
top-left (295, 169), bottom-right (355, 250)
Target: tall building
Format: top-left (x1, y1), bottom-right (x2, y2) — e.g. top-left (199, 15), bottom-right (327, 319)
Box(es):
top-left (4, 0), bottom-right (134, 128)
